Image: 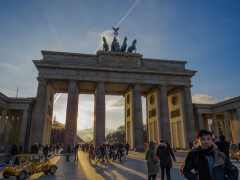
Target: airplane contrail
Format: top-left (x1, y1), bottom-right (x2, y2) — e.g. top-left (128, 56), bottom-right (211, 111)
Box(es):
top-left (54, 93), bottom-right (62, 104)
top-left (93, 0), bottom-right (140, 54)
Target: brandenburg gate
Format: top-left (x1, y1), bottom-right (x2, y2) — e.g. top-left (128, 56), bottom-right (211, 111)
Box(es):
top-left (30, 49), bottom-right (197, 151)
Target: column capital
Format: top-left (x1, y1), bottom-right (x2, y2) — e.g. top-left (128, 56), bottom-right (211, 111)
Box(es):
top-left (183, 85), bottom-right (193, 88)
top-left (97, 81), bottom-right (105, 85)
top-left (158, 84), bottom-right (167, 87)
top-left (37, 77), bottom-right (48, 82)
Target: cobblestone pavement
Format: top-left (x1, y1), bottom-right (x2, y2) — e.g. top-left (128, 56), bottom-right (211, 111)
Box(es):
top-left (0, 151), bottom-right (239, 180)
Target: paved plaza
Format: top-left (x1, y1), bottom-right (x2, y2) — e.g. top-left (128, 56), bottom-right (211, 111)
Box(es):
top-left (0, 151), bottom-right (240, 180)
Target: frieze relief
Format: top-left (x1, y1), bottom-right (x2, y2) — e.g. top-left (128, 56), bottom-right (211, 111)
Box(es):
top-left (40, 68), bottom-right (191, 85)
top-left (99, 55), bottom-right (141, 67)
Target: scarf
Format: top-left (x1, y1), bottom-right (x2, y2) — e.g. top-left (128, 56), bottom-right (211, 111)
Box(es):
top-left (183, 145), bottom-right (214, 180)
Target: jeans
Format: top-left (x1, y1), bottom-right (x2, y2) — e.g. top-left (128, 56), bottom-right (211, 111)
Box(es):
top-left (148, 174), bottom-right (156, 180)
top-left (126, 149), bottom-right (129, 156)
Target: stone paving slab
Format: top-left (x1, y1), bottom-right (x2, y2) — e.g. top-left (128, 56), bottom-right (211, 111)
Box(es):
top-left (0, 151), bottom-right (239, 180)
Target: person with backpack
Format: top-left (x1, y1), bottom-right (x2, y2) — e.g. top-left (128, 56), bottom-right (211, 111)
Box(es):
top-left (180, 129), bottom-right (238, 180)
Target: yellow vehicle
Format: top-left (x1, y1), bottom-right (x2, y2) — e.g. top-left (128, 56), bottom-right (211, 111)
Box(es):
top-left (2, 154), bottom-right (57, 180)
top-left (229, 144), bottom-right (239, 161)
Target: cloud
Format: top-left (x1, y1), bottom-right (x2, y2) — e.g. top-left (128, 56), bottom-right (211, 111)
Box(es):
top-left (223, 97), bottom-right (233, 101)
top-left (108, 97), bottom-right (124, 107)
top-left (192, 94), bottom-right (218, 104)
top-left (0, 62), bottom-right (22, 70)
top-left (100, 29), bottom-right (114, 45)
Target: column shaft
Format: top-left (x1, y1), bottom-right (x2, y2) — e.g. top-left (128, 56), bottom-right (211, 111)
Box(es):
top-left (31, 79), bottom-right (48, 145)
top-left (212, 113), bottom-right (219, 136)
top-left (133, 84), bottom-right (144, 151)
top-left (3, 113), bottom-right (12, 149)
top-left (10, 114), bottom-right (20, 145)
top-left (159, 85), bottom-right (171, 143)
top-left (224, 111), bottom-right (233, 142)
top-left (183, 86), bottom-right (196, 143)
top-left (197, 113), bottom-right (203, 129)
top-left (0, 109), bottom-right (8, 148)
top-left (19, 110), bottom-right (28, 152)
top-left (94, 82), bottom-right (105, 148)
top-left (64, 81), bottom-right (79, 151)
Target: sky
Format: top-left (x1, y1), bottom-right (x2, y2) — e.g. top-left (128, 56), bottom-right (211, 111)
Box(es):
top-left (1, 0), bottom-right (240, 140)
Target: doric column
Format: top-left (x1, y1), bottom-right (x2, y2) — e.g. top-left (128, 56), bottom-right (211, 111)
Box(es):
top-left (64, 80), bottom-right (79, 151)
top-left (94, 82), bottom-right (105, 148)
top-left (183, 86), bottom-right (196, 143)
top-left (3, 112), bottom-right (12, 149)
top-left (224, 111), bottom-right (233, 142)
top-left (0, 109), bottom-right (8, 149)
top-left (159, 85), bottom-right (171, 143)
top-left (31, 79), bottom-right (48, 145)
top-left (133, 84), bottom-right (144, 151)
top-left (19, 110), bottom-right (29, 152)
top-left (14, 116), bottom-right (21, 145)
top-left (197, 113), bottom-right (203, 129)
top-left (212, 113), bottom-right (219, 136)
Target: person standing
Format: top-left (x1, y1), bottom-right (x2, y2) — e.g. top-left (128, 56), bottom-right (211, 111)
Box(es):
top-left (215, 134), bottom-right (230, 158)
top-left (125, 142), bottom-right (130, 156)
top-left (146, 141), bottom-right (159, 180)
top-left (11, 144), bottom-right (19, 164)
top-left (5, 145), bottom-right (11, 163)
top-left (67, 144), bottom-right (71, 161)
top-left (180, 129), bottom-right (238, 180)
top-left (43, 144), bottom-right (49, 158)
top-left (156, 140), bottom-right (172, 180)
top-left (18, 143), bottom-right (22, 154)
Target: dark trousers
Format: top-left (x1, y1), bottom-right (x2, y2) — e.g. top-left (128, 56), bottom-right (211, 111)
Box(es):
top-left (161, 166), bottom-right (170, 178)
top-left (67, 154), bottom-right (69, 161)
top-left (148, 174), bottom-right (156, 180)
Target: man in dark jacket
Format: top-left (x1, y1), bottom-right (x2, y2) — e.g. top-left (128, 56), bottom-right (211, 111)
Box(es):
top-left (30, 143), bottom-right (39, 154)
top-left (125, 142), bottom-right (130, 156)
top-left (215, 135), bottom-right (230, 158)
top-left (180, 129), bottom-right (238, 180)
top-left (156, 140), bottom-right (171, 180)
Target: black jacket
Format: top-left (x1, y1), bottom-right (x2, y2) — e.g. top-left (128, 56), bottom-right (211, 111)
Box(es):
top-left (215, 140), bottom-right (230, 157)
top-left (156, 144), bottom-right (171, 166)
top-left (11, 145), bottom-right (18, 155)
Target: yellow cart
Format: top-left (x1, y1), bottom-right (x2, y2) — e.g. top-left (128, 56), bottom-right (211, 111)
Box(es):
top-left (2, 154), bottom-right (57, 180)
top-left (229, 144), bottom-right (238, 161)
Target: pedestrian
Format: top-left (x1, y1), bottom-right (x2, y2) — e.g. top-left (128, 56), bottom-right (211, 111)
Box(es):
top-left (18, 143), bottom-right (22, 154)
top-left (30, 143), bottom-right (38, 154)
top-left (146, 141), bottom-right (159, 180)
top-left (43, 144), bottom-right (49, 158)
top-left (11, 144), bottom-right (19, 164)
top-left (53, 144), bottom-right (56, 154)
top-left (49, 143), bottom-right (53, 154)
top-left (74, 144), bottom-right (80, 161)
top-left (180, 129), bottom-right (238, 180)
top-left (156, 140), bottom-right (172, 180)
top-left (215, 134), bottom-right (230, 158)
top-left (56, 144), bottom-right (60, 154)
top-left (99, 143), bottom-right (108, 162)
top-left (67, 144), bottom-right (71, 161)
top-left (125, 142), bottom-right (130, 156)
top-left (164, 140), bottom-right (176, 176)
top-left (5, 145), bottom-right (11, 163)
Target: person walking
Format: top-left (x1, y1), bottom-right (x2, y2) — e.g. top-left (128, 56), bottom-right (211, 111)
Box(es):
top-left (156, 140), bottom-right (171, 180)
top-left (180, 129), bottom-right (238, 180)
top-left (67, 144), bottom-right (71, 161)
top-left (43, 144), bottom-right (49, 158)
top-left (215, 134), bottom-right (230, 158)
top-left (163, 140), bottom-right (176, 174)
top-left (146, 141), bottom-right (159, 180)
top-left (125, 142), bottom-right (129, 156)
top-left (74, 144), bottom-right (80, 161)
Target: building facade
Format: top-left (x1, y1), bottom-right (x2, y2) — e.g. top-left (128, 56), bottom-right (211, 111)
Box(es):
top-left (0, 50), bottom-right (239, 152)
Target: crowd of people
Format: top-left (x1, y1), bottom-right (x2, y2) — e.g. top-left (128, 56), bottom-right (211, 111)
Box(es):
top-left (66, 141), bottom-right (130, 162)
top-left (146, 129), bottom-right (239, 180)
top-left (4, 143), bottom-right (62, 164)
